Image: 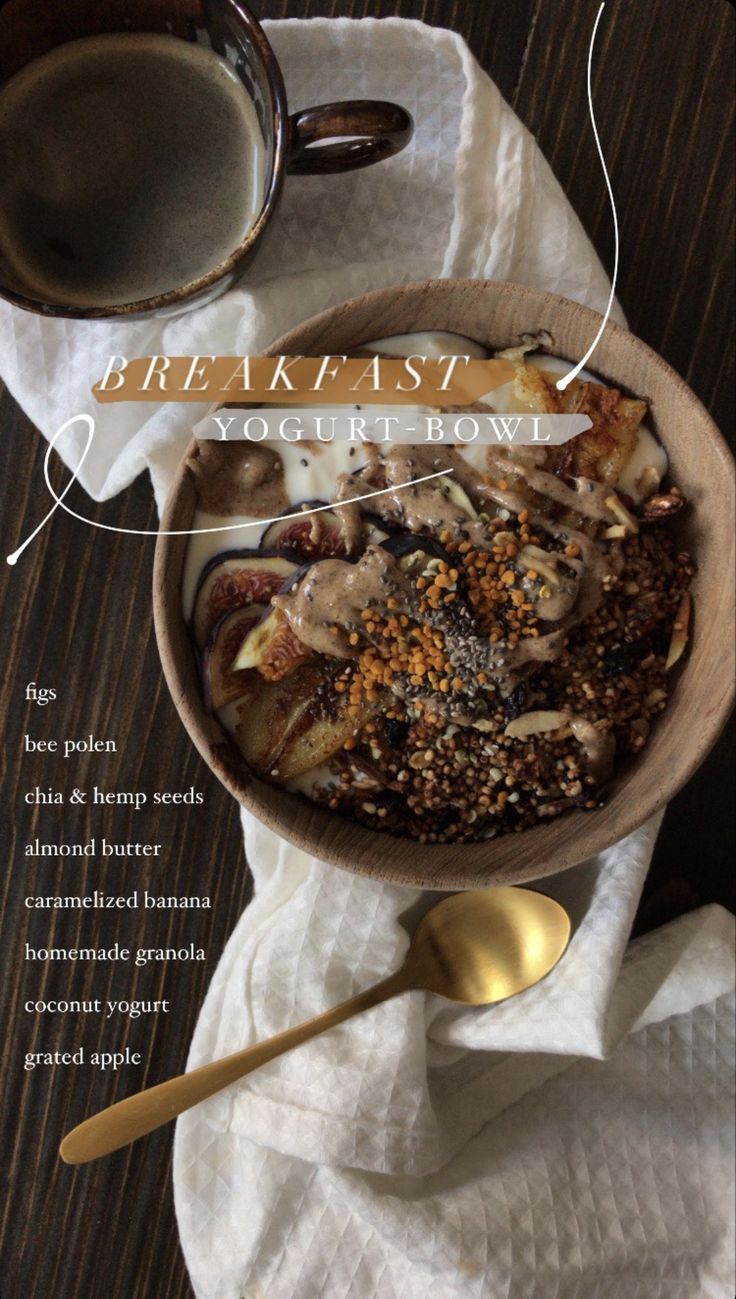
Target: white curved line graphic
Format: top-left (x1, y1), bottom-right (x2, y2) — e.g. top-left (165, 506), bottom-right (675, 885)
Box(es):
top-left (556, 3), bottom-right (619, 391)
top-left (6, 413), bottom-right (454, 564)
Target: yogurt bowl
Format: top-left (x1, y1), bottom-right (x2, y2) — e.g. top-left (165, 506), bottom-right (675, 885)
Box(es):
top-left (153, 279), bottom-right (734, 889)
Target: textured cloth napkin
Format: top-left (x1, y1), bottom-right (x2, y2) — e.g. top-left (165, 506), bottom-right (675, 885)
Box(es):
top-left (177, 816), bottom-right (734, 1299)
top-left (0, 18), bottom-right (733, 1299)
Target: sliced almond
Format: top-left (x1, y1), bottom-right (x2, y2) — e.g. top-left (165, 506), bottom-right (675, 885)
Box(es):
top-left (521, 543), bottom-right (557, 563)
top-left (605, 493), bottom-right (639, 534)
top-left (637, 464), bottom-right (662, 498)
top-left (645, 687), bottom-right (667, 708)
top-left (442, 479), bottom-right (478, 520)
top-left (504, 709), bottom-right (570, 739)
top-left (665, 591), bottom-right (691, 670)
top-left (518, 545), bottom-right (561, 587)
top-left (494, 331), bottom-right (552, 362)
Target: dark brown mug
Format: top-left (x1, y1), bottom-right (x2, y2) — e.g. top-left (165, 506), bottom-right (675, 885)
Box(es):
top-left (0, 0), bottom-right (414, 319)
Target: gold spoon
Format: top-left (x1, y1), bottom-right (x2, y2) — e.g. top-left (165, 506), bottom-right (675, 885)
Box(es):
top-left (60, 886), bottom-right (570, 1165)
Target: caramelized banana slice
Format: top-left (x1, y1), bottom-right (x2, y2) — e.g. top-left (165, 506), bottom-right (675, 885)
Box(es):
top-left (232, 662), bottom-right (325, 775)
top-left (276, 694), bottom-right (382, 781)
top-left (555, 381), bottom-right (647, 486)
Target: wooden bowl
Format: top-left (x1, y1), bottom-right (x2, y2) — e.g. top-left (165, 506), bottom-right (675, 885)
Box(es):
top-left (153, 279), bottom-right (734, 889)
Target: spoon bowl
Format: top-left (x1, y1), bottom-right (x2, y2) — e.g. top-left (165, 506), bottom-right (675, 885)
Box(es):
top-left (60, 886), bottom-right (570, 1165)
top-left (405, 887), bottom-right (571, 1004)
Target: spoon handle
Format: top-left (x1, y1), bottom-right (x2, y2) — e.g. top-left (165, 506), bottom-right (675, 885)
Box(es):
top-left (59, 969), bottom-right (409, 1165)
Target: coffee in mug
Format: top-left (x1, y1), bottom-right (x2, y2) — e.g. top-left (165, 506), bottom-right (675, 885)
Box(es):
top-left (0, 32), bottom-right (267, 307)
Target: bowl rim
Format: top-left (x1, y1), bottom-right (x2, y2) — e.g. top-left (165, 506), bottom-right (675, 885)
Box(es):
top-left (153, 276), bottom-right (735, 889)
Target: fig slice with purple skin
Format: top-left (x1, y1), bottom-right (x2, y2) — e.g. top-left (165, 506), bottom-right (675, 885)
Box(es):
top-left (201, 605), bottom-right (265, 711)
top-left (192, 550), bottom-right (299, 649)
top-left (233, 606), bottom-right (312, 680)
top-left (260, 502), bottom-right (351, 559)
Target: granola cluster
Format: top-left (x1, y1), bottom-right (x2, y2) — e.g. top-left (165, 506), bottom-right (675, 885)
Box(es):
top-left (309, 519), bottom-right (693, 843)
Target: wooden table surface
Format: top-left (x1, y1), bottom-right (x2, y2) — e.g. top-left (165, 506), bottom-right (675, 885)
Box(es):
top-left (1, 2), bottom-right (733, 1296)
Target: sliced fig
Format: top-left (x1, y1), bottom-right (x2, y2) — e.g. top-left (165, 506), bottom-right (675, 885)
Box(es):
top-left (233, 606), bottom-right (312, 680)
top-left (274, 552), bottom-right (361, 599)
top-left (260, 502), bottom-right (349, 559)
top-left (202, 605), bottom-right (265, 710)
top-left (192, 550), bottom-right (299, 649)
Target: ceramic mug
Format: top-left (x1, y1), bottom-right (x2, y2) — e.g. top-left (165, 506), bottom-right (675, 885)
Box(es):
top-left (0, 0), bottom-right (414, 319)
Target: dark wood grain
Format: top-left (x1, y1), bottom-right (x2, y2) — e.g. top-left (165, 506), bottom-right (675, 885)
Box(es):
top-left (1, 2), bottom-right (733, 1297)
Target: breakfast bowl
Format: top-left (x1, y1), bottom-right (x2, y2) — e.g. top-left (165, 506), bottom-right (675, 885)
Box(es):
top-left (153, 279), bottom-right (734, 889)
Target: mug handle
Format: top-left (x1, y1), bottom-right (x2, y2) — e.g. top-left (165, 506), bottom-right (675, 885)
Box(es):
top-left (287, 100), bottom-right (413, 175)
